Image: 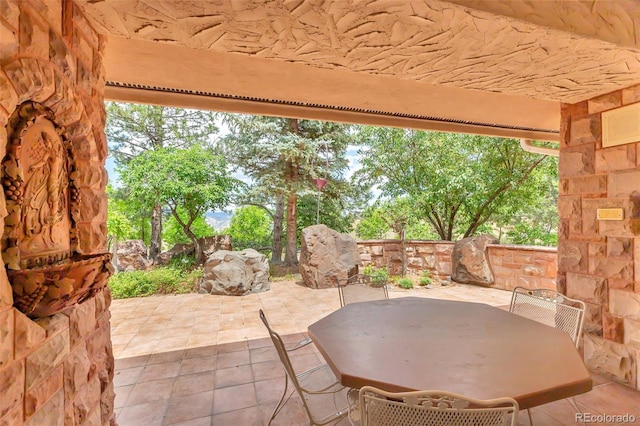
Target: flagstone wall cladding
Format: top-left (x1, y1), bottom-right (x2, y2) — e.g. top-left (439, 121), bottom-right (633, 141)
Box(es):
top-left (486, 245), bottom-right (557, 291)
top-left (0, 0), bottom-right (114, 424)
top-left (559, 83), bottom-right (640, 390)
top-left (357, 240), bottom-right (557, 291)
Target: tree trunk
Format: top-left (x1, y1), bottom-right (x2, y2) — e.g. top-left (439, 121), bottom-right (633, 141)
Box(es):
top-left (400, 227), bottom-right (407, 277)
top-left (150, 203), bottom-right (163, 261)
top-left (183, 228), bottom-right (202, 265)
top-left (284, 191), bottom-right (298, 266)
top-left (271, 196), bottom-right (285, 263)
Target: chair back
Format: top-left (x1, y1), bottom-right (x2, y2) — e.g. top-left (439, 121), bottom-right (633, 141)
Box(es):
top-left (338, 274), bottom-right (389, 307)
top-left (259, 309), bottom-right (302, 389)
top-left (359, 386), bottom-right (519, 426)
top-left (509, 287), bottom-right (586, 347)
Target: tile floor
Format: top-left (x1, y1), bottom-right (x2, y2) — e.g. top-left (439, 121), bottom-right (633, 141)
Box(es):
top-left (111, 281), bottom-right (640, 425)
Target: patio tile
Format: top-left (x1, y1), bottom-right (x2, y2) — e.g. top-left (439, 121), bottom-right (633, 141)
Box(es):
top-left (250, 346), bottom-right (277, 363)
top-left (212, 382), bottom-right (257, 414)
top-left (126, 377), bottom-right (175, 405)
top-left (172, 371), bottom-right (215, 397)
top-left (180, 356), bottom-right (217, 375)
top-left (163, 390), bottom-right (214, 424)
top-left (138, 361), bottom-right (182, 382)
top-left (216, 340), bottom-right (248, 354)
top-left (186, 332), bottom-right (218, 347)
top-left (255, 376), bottom-right (285, 404)
top-left (149, 349), bottom-right (185, 365)
top-left (216, 350), bottom-right (251, 369)
top-left (113, 366), bottom-right (145, 387)
top-left (115, 355), bottom-right (150, 370)
top-left (117, 400), bottom-right (168, 426)
top-left (185, 345), bottom-right (217, 359)
top-left (574, 382), bottom-right (640, 418)
top-left (214, 364), bottom-right (254, 388)
top-left (111, 281), bottom-right (640, 426)
top-left (251, 359), bottom-right (285, 382)
top-left (165, 416), bottom-right (211, 426)
top-left (114, 384), bottom-right (134, 408)
top-left (211, 406), bottom-right (262, 425)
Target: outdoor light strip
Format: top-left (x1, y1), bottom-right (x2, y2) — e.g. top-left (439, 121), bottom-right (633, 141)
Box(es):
top-left (105, 80), bottom-right (559, 135)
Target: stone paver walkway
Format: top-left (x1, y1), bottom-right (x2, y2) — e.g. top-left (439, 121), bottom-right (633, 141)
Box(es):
top-left (111, 281), bottom-right (640, 425)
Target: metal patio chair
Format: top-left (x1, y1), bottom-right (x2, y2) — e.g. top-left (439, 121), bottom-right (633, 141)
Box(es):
top-left (509, 287), bottom-right (586, 348)
top-left (509, 286), bottom-right (586, 425)
top-left (359, 386), bottom-right (519, 426)
top-left (259, 309), bottom-right (349, 425)
top-left (338, 274), bottom-right (389, 307)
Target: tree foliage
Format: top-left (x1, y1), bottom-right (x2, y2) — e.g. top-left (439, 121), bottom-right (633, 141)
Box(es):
top-left (223, 206), bottom-right (273, 252)
top-left (105, 102), bottom-right (218, 260)
top-left (163, 209), bottom-right (215, 246)
top-left (356, 128), bottom-right (551, 241)
top-left (221, 115), bottom-right (353, 265)
top-left (118, 144), bottom-right (240, 263)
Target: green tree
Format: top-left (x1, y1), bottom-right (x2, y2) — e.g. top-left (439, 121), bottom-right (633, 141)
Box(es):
top-left (355, 205), bottom-right (389, 240)
top-left (163, 208), bottom-right (215, 246)
top-left (106, 102), bottom-right (218, 260)
top-left (222, 115), bottom-right (352, 266)
top-left (106, 184), bottom-right (148, 244)
top-left (119, 144), bottom-right (239, 263)
top-left (356, 199), bottom-right (439, 240)
top-left (223, 206), bottom-right (273, 252)
top-left (356, 128), bottom-right (551, 241)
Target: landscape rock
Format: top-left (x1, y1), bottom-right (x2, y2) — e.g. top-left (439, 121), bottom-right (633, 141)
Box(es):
top-left (299, 225), bottom-right (361, 289)
top-left (115, 240), bottom-right (147, 272)
top-left (199, 249), bottom-right (269, 296)
top-left (451, 235), bottom-right (498, 285)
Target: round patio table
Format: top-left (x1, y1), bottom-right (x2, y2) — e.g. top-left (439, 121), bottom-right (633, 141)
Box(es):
top-left (308, 297), bottom-right (592, 409)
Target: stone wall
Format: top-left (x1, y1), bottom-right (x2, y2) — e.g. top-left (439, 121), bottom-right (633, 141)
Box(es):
top-left (487, 244), bottom-right (557, 291)
top-left (0, 0), bottom-right (114, 424)
top-left (358, 240), bottom-right (557, 291)
top-left (358, 240), bottom-right (455, 278)
top-left (558, 83), bottom-right (640, 389)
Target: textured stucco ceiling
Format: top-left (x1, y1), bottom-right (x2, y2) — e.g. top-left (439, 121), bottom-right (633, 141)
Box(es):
top-left (78, 0), bottom-right (640, 104)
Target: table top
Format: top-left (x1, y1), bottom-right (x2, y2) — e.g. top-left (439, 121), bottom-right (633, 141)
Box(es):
top-left (308, 297), bottom-right (592, 409)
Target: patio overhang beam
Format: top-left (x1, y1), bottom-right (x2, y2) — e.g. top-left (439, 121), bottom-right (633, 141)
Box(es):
top-left (103, 36), bottom-right (560, 142)
top-left (105, 82), bottom-right (558, 141)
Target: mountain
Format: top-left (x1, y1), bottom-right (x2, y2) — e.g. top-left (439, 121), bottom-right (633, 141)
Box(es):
top-left (206, 211), bottom-right (232, 231)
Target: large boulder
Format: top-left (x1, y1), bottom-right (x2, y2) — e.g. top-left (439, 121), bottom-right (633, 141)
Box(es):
top-left (451, 235), bottom-right (498, 285)
top-left (299, 225), bottom-right (361, 289)
top-left (157, 235), bottom-right (233, 265)
top-left (116, 240), bottom-right (148, 272)
top-left (198, 248), bottom-right (270, 296)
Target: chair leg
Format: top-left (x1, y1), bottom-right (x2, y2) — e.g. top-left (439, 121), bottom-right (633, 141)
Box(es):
top-left (567, 397), bottom-right (585, 426)
top-left (527, 408), bottom-right (533, 425)
top-left (268, 374), bottom-right (294, 425)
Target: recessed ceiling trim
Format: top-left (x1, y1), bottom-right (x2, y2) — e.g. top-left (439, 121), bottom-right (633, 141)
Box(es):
top-left (105, 81), bottom-right (560, 141)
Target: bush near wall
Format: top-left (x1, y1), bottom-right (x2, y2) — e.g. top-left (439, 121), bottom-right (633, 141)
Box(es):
top-left (109, 267), bottom-right (202, 299)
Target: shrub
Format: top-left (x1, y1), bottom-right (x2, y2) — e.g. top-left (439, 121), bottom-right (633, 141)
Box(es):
top-left (366, 267), bottom-right (389, 286)
top-left (419, 276), bottom-right (432, 286)
top-left (109, 266), bottom-right (202, 299)
top-left (397, 277), bottom-right (413, 289)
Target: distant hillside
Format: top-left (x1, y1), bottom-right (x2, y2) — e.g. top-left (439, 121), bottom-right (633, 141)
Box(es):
top-left (206, 211), bottom-right (232, 231)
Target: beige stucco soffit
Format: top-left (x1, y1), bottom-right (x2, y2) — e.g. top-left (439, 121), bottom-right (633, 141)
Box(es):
top-left (104, 37), bottom-right (559, 141)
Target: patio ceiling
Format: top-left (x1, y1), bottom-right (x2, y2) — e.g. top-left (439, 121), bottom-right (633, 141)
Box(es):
top-left (77, 0), bottom-right (640, 141)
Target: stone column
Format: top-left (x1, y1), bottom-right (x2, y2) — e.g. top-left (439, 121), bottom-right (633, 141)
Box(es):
top-left (558, 84), bottom-right (640, 389)
top-left (0, 0), bottom-right (115, 424)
